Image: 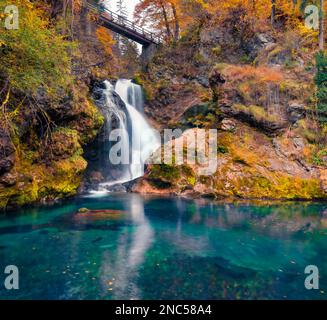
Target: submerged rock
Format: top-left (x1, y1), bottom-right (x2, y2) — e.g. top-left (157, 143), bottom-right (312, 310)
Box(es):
top-left (74, 209), bottom-right (126, 220)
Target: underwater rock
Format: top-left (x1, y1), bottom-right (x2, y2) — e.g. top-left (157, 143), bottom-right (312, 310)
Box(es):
top-left (74, 209), bottom-right (126, 220)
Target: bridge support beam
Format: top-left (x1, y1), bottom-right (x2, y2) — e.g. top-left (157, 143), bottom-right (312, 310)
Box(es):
top-left (141, 43), bottom-right (158, 65)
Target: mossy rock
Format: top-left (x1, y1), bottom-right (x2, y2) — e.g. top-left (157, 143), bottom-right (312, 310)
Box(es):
top-left (149, 164), bottom-right (181, 188)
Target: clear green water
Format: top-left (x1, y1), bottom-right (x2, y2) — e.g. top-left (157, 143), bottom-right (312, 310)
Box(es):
top-left (0, 194), bottom-right (326, 300)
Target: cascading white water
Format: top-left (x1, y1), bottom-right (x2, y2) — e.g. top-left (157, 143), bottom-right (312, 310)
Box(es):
top-left (115, 79), bottom-right (160, 179)
top-left (93, 79), bottom-right (160, 193)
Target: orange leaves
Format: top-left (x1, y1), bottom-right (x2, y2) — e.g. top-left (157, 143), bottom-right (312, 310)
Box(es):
top-left (223, 65), bottom-right (284, 83)
top-left (72, 0), bottom-right (83, 14)
top-left (96, 26), bottom-right (116, 56)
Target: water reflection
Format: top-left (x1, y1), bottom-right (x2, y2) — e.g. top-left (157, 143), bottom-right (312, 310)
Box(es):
top-left (99, 194), bottom-right (154, 299)
top-left (184, 200), bottom-right (327, 239)
top-left (0, 196), bottom-right (326, 300)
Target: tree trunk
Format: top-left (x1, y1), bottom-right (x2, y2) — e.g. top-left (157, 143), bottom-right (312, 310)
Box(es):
top-left (171, 4), bottom-right (180, 43)
top-left (71, 0), bottom-right (74, 38)
top-left (62, 0), bottom-right (68, 18)
top-left (62, 0), bottom-right (68, 34)
top-left (319, 0), bottom-right (325, 50)
top-left (271, 0), bottom-right (276, 27)
top-left (160, 1), bottom-right (172, 42)
top-left (251, 0), bottom-right (256, 15)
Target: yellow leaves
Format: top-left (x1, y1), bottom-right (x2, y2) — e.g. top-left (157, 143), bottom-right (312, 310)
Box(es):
top-left (96, 26), bottom-right (116, 56)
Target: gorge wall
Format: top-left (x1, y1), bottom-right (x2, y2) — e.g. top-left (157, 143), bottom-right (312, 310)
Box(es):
top-left (133, 10), bottom-right (327, 200)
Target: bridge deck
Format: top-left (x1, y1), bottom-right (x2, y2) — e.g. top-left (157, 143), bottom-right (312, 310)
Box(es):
top-left (86, 2), bottom-right (162, 46)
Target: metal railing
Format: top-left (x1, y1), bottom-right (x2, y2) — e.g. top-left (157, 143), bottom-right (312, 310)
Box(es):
top-left (86, 2), bottom-right (162, 44)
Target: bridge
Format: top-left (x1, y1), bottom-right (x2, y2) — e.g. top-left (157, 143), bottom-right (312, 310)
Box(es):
top-left (85, 2), bottom-right (162, 48)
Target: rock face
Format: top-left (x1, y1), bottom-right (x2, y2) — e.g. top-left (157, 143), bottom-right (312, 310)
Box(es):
top-left (0, 7), bottom-right (107, 210)
top-left (134, 125), bottom-right (326, 200)
top-left (134, 11), bottom-right (327, 201)
top-left (0, 127), bottom-right (15, 176)
top-left (286, 102), bottom-right (307, 124)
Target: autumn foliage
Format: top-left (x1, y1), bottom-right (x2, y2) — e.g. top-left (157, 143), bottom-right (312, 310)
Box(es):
top-left (222, 65), bottom-right (284, 83)
top-left (135, 0), bottom-right (325, 48)
top-left (96, 26), bottom-right (116, 56)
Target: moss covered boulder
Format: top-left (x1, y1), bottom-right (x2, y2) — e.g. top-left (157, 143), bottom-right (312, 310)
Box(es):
top-left (134, 125), bottom-right (326, 200)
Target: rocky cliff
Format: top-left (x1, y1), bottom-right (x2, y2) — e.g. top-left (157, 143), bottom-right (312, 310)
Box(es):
top-left (133, 12), bottom-right (327, 200)
top-left (0, 1), bottom-right (114, 209)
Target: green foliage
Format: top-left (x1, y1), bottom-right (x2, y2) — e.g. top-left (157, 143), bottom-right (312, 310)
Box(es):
top-left (150, 164), bottom-right (181, 182)
top-left (312, 149), bottom-right (327, 165)
top-left (0, 1), bottom-right (74, 96)
top-left (315, 51), bottom-right (327, 124)
top-left (217, 145), bottom-right (228, 154)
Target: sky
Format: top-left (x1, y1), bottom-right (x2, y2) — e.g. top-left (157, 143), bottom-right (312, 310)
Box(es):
top-left (103, 0), bottom-right (142, 51)
top-left (104, 0), bottom-right (140, 20)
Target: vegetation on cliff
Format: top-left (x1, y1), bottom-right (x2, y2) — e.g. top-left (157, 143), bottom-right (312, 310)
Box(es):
top-left (134, 0), bottom-right (327, 200)
top-left (1, 0), bottom-right (327, 206)
top-left (0, 0), bottom-right (115, 209)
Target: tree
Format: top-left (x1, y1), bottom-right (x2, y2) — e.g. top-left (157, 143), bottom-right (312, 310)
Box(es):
top-left (315, 51), bottom-right (327, 124)
top-left (319, 0), bottom-right (325, 50)
top-left (0, 0), bottom-right (73, 96)
top-left (115, 0), bottom-right (128, 50)
top-left (134, 0), bottom-right (181, 43)
top-left (169, 0), bottom-right (180, 42)
top-left (117, 0), bottom-right (128, 17)
top-left (271, 0), bottom-right (276, 26)
top-left (96, 26), bottom-right (116, 56)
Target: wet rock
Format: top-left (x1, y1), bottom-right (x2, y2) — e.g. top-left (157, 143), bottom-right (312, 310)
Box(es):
top-left (89, 171), bottom-right (104, 184)
top-left (106, 184), bottom-right (127, 193)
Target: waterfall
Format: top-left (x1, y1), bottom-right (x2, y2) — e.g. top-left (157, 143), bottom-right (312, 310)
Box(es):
top-left (91, 79), bottom-right (160, 193)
